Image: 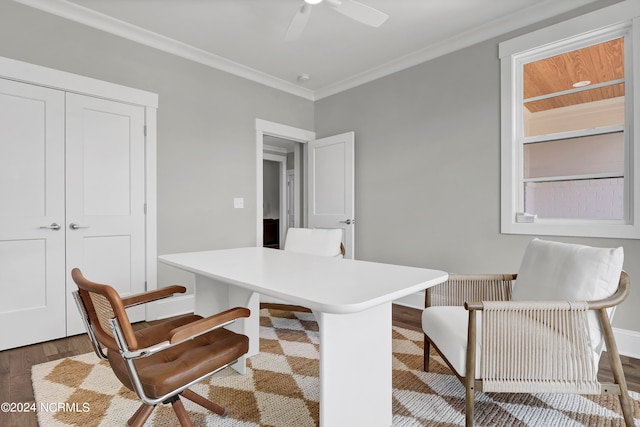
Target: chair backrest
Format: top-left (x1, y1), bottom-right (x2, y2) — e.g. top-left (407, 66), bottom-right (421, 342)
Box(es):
top-left (283, 228), bottom-right (344, 257)
top-left (71, 268), bottom-right (139, 352)
top-left (426, 274), bottom-right (515, 307)
top-left (512, 238), bottom-right (624, 362)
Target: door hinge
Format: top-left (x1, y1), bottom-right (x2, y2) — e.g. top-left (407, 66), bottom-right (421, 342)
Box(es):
top-left (143, 125), bottom-right (147, 137)
top-left (144, 203), bottom-right (147, 214)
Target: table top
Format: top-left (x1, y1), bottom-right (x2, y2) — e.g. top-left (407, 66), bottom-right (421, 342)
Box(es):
top-left (159, 247), bottom-right (448, 314)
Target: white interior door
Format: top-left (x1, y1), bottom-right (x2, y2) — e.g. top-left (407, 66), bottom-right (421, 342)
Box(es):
top-left (65, 93), bottom-right (147, 335)
top-left (307, 132), bottom-right (355, 259)
top-left (0, 79), bottom-right (66, 350)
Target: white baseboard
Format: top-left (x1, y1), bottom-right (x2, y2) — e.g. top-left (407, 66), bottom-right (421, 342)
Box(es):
top-left (260, 295), bottom-right (298, 305)
top-left (394, 290), bottom-right (425, 310)
top-left (611, 327), bottom-right (640, 360)
top-left (394, 291), bottom-right (640, 360)
top-left (145, 294), bottom-right (194, 321)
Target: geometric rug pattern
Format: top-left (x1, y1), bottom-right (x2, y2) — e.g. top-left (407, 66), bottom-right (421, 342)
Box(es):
top-left (32, 307), bottom-right (640, 426)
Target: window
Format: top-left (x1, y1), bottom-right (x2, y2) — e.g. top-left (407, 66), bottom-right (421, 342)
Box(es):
top-left (499, 0), bottom-right (639, 239)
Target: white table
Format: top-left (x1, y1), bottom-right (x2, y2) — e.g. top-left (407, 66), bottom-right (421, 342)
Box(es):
top-left (159, 247), bottom-right (447, 427)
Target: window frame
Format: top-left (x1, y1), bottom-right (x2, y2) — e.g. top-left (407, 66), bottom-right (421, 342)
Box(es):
top-left (499, 0), bottom-right (640, 239)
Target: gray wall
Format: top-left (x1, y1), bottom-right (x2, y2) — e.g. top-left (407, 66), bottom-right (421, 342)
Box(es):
top-left (314, 0), bottom-right (639, 332)
top-left (0, 1), bottom-right (314, 291)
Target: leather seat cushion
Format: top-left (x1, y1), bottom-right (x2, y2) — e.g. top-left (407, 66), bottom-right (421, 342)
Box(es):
top-left (108, 314), bottom-right (249, 398)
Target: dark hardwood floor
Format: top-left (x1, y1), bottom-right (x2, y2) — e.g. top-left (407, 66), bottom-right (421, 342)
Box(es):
top-left (0, 323), bottom-right (147, 427)
top-left (1, 304), bottom-right (638, 427)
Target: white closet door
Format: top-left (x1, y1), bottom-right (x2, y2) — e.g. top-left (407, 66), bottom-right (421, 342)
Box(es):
top-left (65, 93), bottom-right (147, 335)
top-left (0, 79), bottom-right (66, 350)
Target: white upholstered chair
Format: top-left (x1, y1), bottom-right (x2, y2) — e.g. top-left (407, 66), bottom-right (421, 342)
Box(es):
top-left (422, 238), bottom-right (633, 427)
top-left (283, 227), bottom-right (345, 257)
top-left (261, 228), bottom-right (345, 305)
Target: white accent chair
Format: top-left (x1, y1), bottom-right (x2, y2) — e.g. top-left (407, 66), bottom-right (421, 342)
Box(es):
top-left (422, 238), bottom-right (633, 427)
top-left (261, 228), bottom-right (345, 305)
top-left (283, 227), bottom-right (345, 257)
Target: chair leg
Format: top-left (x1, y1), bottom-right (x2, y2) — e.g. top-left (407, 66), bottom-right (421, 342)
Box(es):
top-left (599, 309), bottom-right (635, 427)
top-left (608, 351), bottom-right (634, 427)
top-left (424, 334), bottom-right (431, 372)
top-left (618, 391), bottom-right (635, 427)
top-left (182, 388), bottom-right (228, 417)
top-left (127, 403), bottom-right (155, 427)
top-left (465, 380), bottom-right (475, 427)
top-left (171, 396), bottom-right (194, 427)
top-left (465, 309), bottom-right (477, 427)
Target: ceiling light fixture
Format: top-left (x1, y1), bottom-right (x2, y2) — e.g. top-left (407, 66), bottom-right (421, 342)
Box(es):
top-left (572, 80), bottom-right (592, 88)
top-left (297, 74), bottom-right (311, 83)
top-left (304, 0), bottom-right (323, 4)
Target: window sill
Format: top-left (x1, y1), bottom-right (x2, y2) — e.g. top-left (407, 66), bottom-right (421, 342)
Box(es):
top-left (501, 219), bottom-right (640, 239)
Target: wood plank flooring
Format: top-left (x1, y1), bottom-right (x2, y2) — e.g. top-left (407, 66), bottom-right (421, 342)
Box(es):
top-left (1, 304), bottom-right (638, 427)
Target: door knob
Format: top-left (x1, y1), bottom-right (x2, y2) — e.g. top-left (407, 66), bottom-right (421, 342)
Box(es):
top-left (39, 222), bottom-right (61, 231)
top-left (339, 219), bottom-right (355, 225)
top-left (69, 222), bottom-right (90, 230)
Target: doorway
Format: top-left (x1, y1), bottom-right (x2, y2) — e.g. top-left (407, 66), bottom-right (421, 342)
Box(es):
top-left (256, 120), bottom-right (356, 258)
top-left (255, 119), bottom-right (316, 247)
top-left (263, 147), bottom-right (287, 248)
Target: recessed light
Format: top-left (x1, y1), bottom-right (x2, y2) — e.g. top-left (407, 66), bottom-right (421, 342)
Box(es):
top-left (572, 80), bottom-right (591, 88)
top-left (304, 0), bottom-right (323, 4)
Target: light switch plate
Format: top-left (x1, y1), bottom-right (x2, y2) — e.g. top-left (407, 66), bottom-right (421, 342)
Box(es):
top-left (234, 197), bottom-right (244, 209)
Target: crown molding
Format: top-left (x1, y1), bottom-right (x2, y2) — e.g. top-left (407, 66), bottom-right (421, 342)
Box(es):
top-left (314, 0), bottom-right (601, 99)
top-left (12, 0), bottom-right (316, 101)
top-left (14, 0), bottom-right (601, 102)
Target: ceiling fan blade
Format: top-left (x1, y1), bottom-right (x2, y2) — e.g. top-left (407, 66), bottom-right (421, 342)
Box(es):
top-left (285, 4), bottom-right (312, 41)
top-left (328, 0), bottom-right (388, 27)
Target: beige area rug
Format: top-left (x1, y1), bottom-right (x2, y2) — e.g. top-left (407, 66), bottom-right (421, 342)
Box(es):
top-left (32, 307), bottom-right (640, 426)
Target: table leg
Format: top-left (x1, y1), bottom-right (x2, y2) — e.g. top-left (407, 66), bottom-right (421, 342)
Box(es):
top-left (313, 303), bottom-right (392, 427)
top-left (194, 275), bottom-right (260, 374)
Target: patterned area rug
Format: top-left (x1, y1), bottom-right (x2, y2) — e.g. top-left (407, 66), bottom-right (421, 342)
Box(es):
top-left (32, 307), bottom-right (640, 426)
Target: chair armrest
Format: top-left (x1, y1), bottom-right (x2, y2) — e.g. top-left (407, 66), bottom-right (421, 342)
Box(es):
top-left (465, 300), bottom-right (587, 311)
top-left (169, 307), bottom-right (251, 344)
top-left (588, 270), bottom-right (630, 310)
top-left (120, 307), bottom-right (251, 359)
top-left (427, 273), bottom-right (516, 307)
top-left (121, 285), bottom-right (186, 308)
top-left (464, 301), bottom-right (484, 311)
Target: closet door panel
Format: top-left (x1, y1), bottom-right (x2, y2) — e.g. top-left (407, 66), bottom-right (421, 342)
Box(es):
top-left (82, 108), bottom-right (132, 216)
top-left (65, 93), bottom-right (146, 335)
top-left (0, 79), bottom-right (66, 350)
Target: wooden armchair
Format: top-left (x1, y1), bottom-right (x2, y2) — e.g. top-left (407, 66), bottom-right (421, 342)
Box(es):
top-left (71, 268), bottom-right (250, 427)
top-left (422, 239), bottom-right (633, 427)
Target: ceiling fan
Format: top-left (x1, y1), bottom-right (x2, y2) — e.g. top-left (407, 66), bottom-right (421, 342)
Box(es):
top-left (285, 0), bottom-right (388, 41)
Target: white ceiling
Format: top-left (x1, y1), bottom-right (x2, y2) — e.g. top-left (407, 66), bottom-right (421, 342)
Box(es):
top-left (16, 0), bottom-right (599, 100)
